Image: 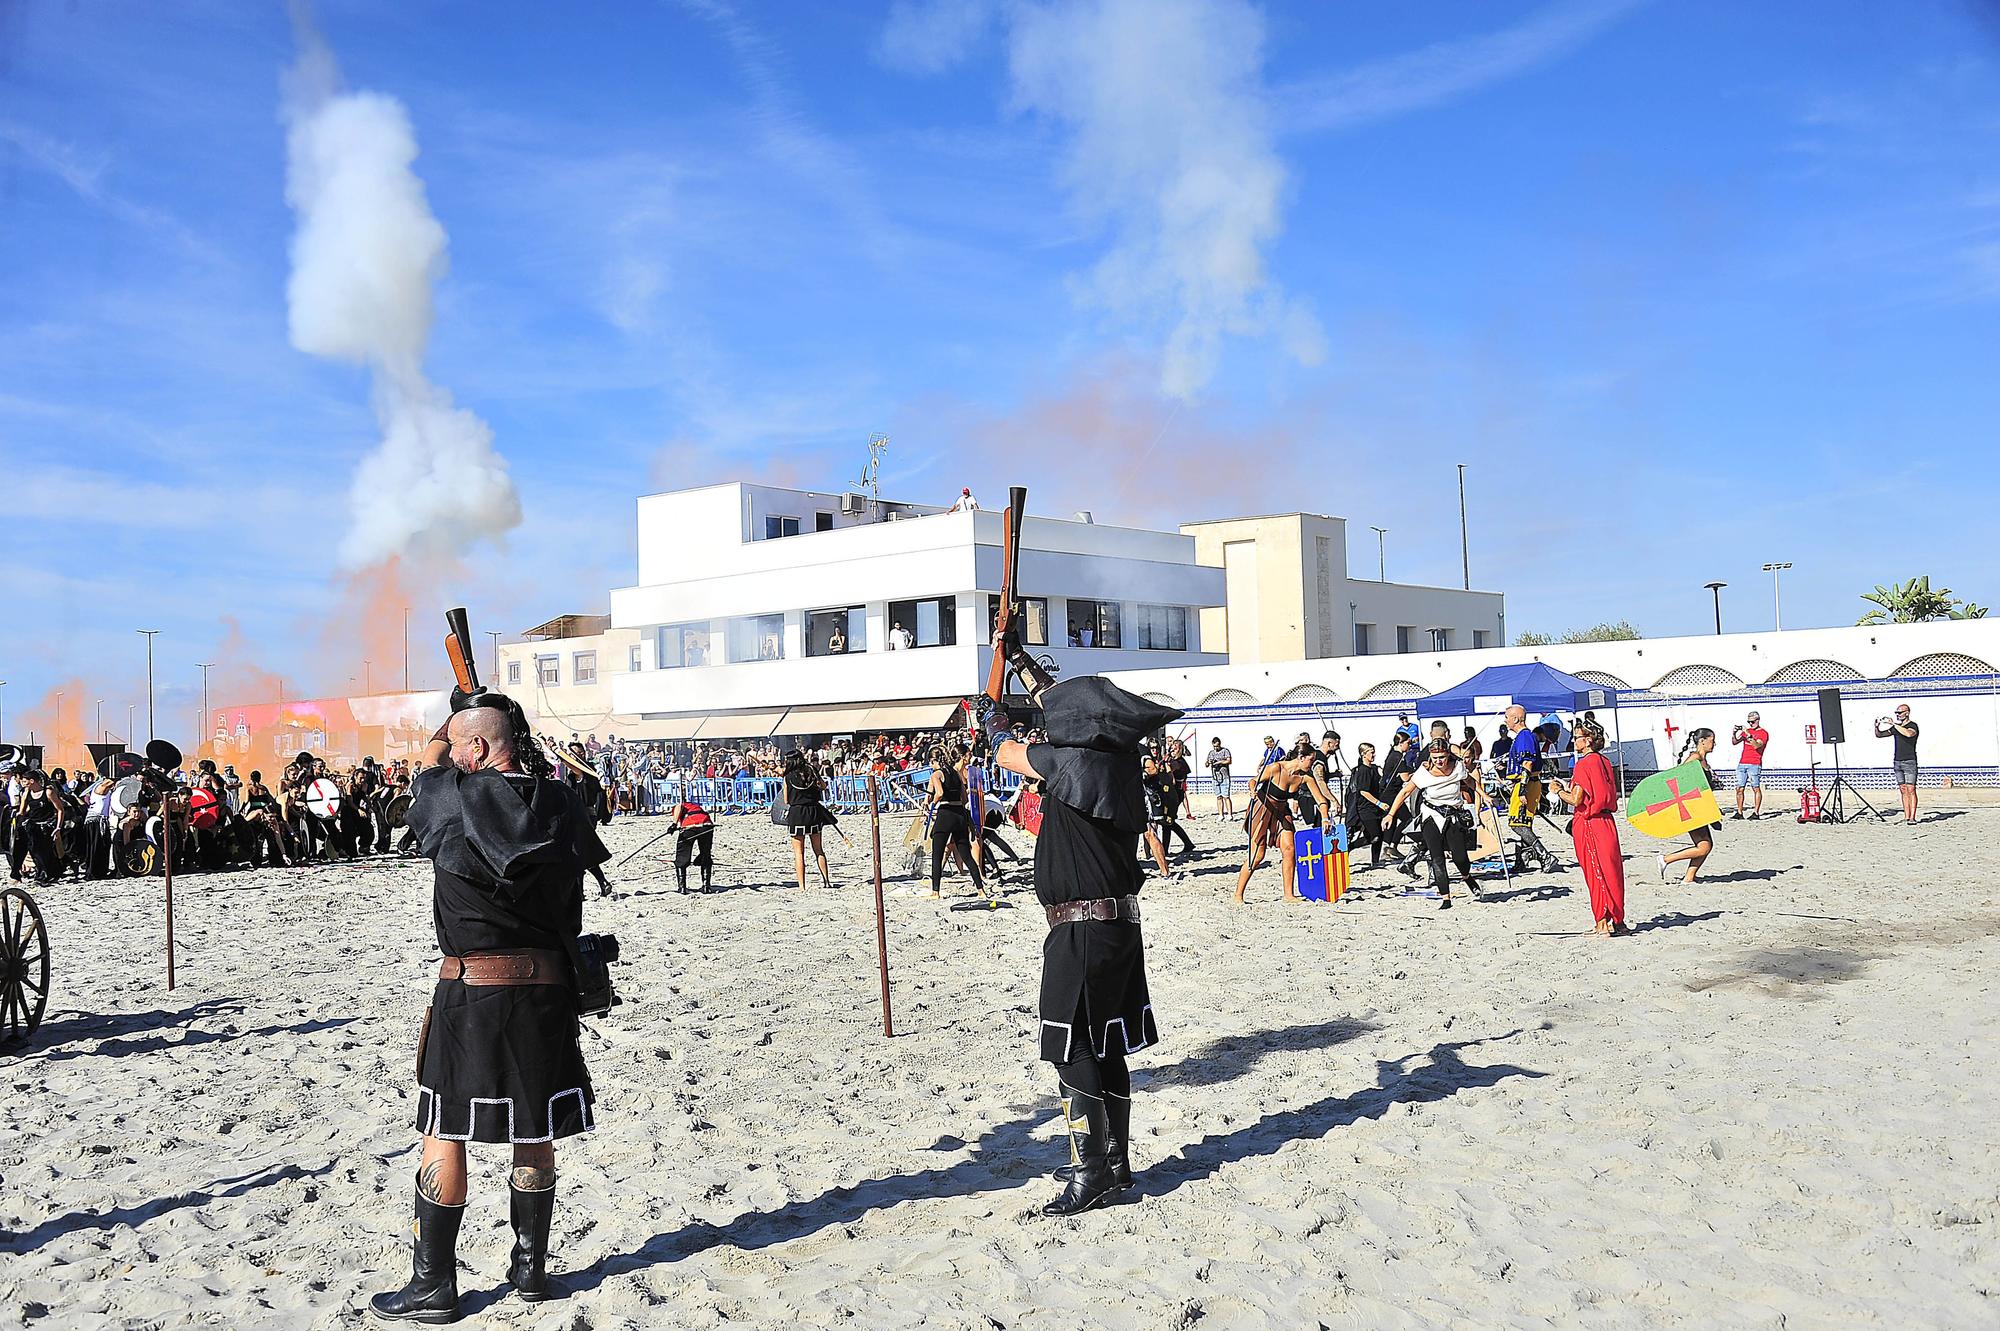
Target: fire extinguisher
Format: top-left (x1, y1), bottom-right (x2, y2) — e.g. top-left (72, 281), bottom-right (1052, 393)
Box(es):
top-left (1798, 786), bottom-right (1822, 823)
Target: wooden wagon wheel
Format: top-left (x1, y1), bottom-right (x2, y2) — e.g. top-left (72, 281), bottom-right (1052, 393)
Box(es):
top-left (0, 887), bottom-right (51, 1048)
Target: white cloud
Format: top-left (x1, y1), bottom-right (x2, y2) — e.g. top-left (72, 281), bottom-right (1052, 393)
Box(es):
top-left (1007, 0), bottom-right (1321, 399)
top-left (1274, 0), bottom-right (1645, 135)
top-left (876, 0), bottom-right (996, 75)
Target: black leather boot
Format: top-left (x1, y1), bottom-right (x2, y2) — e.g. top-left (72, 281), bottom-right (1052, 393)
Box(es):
top-left (1052, 1090), bottom-right (1133, 1191)
top-left (369, 1186), bottom-right (463, 1323)
top-left (506, 1182), bottom-right (557, 1301)
top-left (1041, 1084), bottom-right (1120, 1216)
top-left (675, 864), bottom-right (689, 894)
top-left (700, 864), bottom-right (713, 893)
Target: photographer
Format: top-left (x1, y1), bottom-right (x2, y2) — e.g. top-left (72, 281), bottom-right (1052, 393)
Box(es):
top-left (370, 704), bottom-right (610, 1323)
top-left (1729, 710), bottom-right (1769, 820)
top-left (1874, 704), bottom-right (1921, 824)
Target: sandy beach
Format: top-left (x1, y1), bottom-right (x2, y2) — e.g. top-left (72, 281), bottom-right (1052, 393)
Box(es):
top-left (3, 806), bottom-right (1996, 1330)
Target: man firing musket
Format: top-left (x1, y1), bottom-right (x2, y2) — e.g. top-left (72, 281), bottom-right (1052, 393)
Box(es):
top-left (369, 609), bottom-right (614, 1324)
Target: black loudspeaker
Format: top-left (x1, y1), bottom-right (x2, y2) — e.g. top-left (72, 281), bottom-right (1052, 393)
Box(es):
top-left (1818, 687), bottom-right (1846, 745)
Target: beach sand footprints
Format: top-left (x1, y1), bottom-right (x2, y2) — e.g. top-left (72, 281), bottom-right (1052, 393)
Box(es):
top-left (1686, 912), bottom-right (2000, 998)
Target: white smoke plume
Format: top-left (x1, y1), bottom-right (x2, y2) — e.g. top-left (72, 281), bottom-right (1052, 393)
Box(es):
top-left (281, 13), bottom-right (520, 569)
top-left (1007, 0), bottom-right (1323, 400)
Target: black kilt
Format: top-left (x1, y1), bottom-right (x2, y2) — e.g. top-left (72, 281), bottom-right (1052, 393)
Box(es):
top-left (786, 801), bottom-right (837, 835)
top-left (416, 979), bottom-right (594, 1144)
top-left (1038, 918), bottom-right (1157, 1064)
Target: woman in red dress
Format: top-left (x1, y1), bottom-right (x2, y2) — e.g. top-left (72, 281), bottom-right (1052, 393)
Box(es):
top-left (1557, 719), bottom-right (1628, 936)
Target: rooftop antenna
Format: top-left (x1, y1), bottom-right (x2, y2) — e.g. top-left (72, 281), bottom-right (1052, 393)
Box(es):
top-left (857, 433), bottom-right (888, 509)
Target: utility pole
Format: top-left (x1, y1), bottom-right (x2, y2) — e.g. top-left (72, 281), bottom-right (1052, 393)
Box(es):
top-left (0, 681), bottom-right (6, 741)
top-left (127, 703), bottom-right (134, 745)
top-left (486, 631), bottom-right (501, 680)
top-left (1369, 526), bottom-right (1389, 582)
top-left (363, 660), bottom-right (371, 695)
top-left (96, 698), bottom-right (104, 744)
top-left (197, 663), bottom-right (216, 757)
top-left (1456, 463), bottom-right (1470, 590)
top-left (138, 629), bottom-right (160, 740)
top-left (1761, 562), bottom-right (1791, 631)
top-left (403, 606), bottom-right (410, 692)
top-left (1704, 581), bottom-right (1727, 636)
top-left (54, 691), bottom-right (64, 764)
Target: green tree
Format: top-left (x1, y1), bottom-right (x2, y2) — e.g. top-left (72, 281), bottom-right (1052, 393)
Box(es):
top-left (1515, 621), bottom-right (1640, 647)
top-left (1857, 576), bottom-right (1986, 624)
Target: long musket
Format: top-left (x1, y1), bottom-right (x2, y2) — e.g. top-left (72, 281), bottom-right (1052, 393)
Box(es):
top-left (983, 486), bottom-right (1029, 703)
top-left (444, 607), bottom-right (480, 694)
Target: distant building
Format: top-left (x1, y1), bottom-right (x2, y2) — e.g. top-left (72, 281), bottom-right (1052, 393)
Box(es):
top-left (605, 482), bottom-right (1227, 741)
top-left (1180, 513), bottom-right (1505, 663)
top-left (495, 615), bottom-right (648, 743)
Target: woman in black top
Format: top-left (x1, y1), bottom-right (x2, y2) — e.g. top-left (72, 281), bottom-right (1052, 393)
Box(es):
top-left (926, 744), bottom-right (991, 903)
top-left (241, 771), bottom-right (291, 868)
top-left (1345, 742), bottom-right (1389, 868)
top-left (782, 750), bottom-right (835, 890)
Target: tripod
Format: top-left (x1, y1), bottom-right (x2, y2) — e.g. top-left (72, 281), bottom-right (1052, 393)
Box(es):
top-left (1820, 740), bottom-right (1886, 823)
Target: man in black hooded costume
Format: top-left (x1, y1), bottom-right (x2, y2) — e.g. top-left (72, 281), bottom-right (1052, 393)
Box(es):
top-left (974, 643), bottom-right (1181, 1216)
top-left (369, 702), bottom-right (609, 1324)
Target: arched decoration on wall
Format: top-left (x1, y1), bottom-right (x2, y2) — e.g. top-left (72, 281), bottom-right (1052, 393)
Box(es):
top-left (1651, 664), bottom-right (1745, 693)
top-left (1572, 669), bottom-right (1631, 690)
top-left (1763, 659), bottom-right (1863, 685)
top-left (1888, 652), bottom-right (1998, 679)
top-left (1140, 691), bottom-right (1181, 707)
top-left (1360, 679), bottom-right (1424, 700)
top-left (1276, 684), bottom-right (1342, 704)
top-left (1197, 688), bottom-right (1259, 707)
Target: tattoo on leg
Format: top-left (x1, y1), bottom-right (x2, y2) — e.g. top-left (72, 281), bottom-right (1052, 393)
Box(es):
top-left (511, 1165), bottom-right (556, 1191)
top-left (417, 1160), bottom-right (449, 1204)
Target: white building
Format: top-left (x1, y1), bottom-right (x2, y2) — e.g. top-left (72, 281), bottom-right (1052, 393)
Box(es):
top-left (1104, 620), bottom-right (2000, 793)
top-left (495, 615), bottom-right (649, 743)
top-left (606, 482), bottom-right (1227, 741)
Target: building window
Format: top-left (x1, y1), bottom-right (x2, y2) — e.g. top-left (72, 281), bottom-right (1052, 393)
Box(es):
top-left (887, 597), bottom-right (957, 649)
top-left (727, 613), bottom-right (786, 662)
top-left (988, 595), bottom-right (1049, 646)
top-left (807, 606), bottom-right (866, 656)
top-left (815, 511), bottom-right (834, 532)
top-left (657, 622), bottom-right (711, 669)
top-left (1473, 629), bottom-right (1490, 650)
top-left (628, 644), bottom-right (642, 672)
top-left (506, 660), bottom-right (522, 685)
top-left (763, 515), bottom-right (800, 540)
top-left (1135, 604), bottom-right (1188, 651)
top-left (1396, 625), bottom-right (1414, 654)
top-left (1428, 628), bottom-right (1450, 653)
top-left (1354, 623), bottom-right (1372, 655)
top-left (573, 651), bottom-right (598, 685)
top-left (536, 655), bottom-right (559, 686)
top-left (1066, 598), bottom-right (1121, 648)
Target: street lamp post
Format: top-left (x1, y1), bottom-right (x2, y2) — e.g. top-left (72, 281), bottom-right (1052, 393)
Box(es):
top-left (403, 607), bottom-right (410, 692)
top-left (138, 629), bottom-right (160, 740)
top-left (486, 631), bottom-right (501, 681)
top-left (1456, 463), bottom-right (1470, 591)
top-left (1369, 526), bottom-right (1389, 581)
top-left (1761, 562), bottom-right (1792, 631)
top-left (1704, 581), bottom-right (1727, 635)
top-left (127, 703), bottom-right (135, 745)
top-left (363, 660), bottom-right (372, 695)
top-left (96, 698), bottom-right (104, 744)
top-left (54, 691), bottom-right (64, 764)
top-left (197, 663), bottom-right (216, 758)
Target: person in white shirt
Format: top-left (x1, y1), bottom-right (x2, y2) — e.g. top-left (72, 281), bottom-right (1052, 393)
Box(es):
top-left (888, 623), bottom-right (914, 651)
top-left (949, 487), bottom-right (979, 512)
top-left (1382, 743), bottom-right (1490, 910)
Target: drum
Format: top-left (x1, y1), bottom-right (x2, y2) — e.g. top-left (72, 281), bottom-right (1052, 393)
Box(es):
top-left (305, 777), bottom-right (343, 821)
top-left (188, 788), bottom-right (222, 830)
top-left (109, 776), bottom-right (146, 817)
top-left (386, 792), bottom-right (414, 829)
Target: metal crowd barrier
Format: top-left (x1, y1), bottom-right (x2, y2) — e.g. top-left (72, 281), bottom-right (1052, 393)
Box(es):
top-left (646, 766), bottom-right (1029, 816)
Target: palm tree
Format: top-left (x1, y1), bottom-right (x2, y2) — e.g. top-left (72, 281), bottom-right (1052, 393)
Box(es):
top-left (1857, 576), bottom-right (1984, 624)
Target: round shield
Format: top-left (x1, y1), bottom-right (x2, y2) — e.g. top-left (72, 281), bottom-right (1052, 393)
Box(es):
top-left (146, 738), bottom-right (183, 771)
top-left (109, 776), bottom-right (146, 817)
top-left (387, 792), bottom-right (414, 829)
top-left (145, 814), bottom-right (164, 845)
top-left (306, 777), bottom-right (343, 821)
top-left (98, 750), bottom-right (146, 780)
top-left (0, 743), bottom-right (20, 774)
top-left (187, 788), bottom-right (222, 830)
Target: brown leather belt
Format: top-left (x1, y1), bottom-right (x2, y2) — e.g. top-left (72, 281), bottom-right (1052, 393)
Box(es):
top-left (1045, 895), bottom-right (1142, 928)
top-left (438, 949), bottom-right (570, 987)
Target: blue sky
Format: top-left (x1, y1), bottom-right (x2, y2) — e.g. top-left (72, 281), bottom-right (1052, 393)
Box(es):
top-left (3, 0), bottom-right (1998, 741)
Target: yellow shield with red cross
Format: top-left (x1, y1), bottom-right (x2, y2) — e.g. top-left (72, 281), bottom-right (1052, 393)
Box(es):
top-left (1625, 759), bottom-right (1722, 840)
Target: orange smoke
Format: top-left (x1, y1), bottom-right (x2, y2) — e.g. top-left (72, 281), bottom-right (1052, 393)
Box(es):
top-left (321, 557), bottom-right (448, 697)
top-left (8, 677), bottom-right (108, 776)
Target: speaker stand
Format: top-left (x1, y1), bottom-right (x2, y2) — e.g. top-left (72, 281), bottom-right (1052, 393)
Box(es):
top-left (1821, 742), bottom-right (1887, 823)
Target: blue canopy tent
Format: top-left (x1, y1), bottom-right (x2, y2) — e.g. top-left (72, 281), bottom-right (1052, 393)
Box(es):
top-left (1417, 661), bottom-right (1631, 788)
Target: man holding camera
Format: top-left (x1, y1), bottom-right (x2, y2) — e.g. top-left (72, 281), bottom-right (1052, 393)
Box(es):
top-left (1730, 711), bottom-right (1769, 820)
top-left (370, 703), bottom-right (610, 1323)
top-left (1875, 704), bottom-right (1921, 824)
